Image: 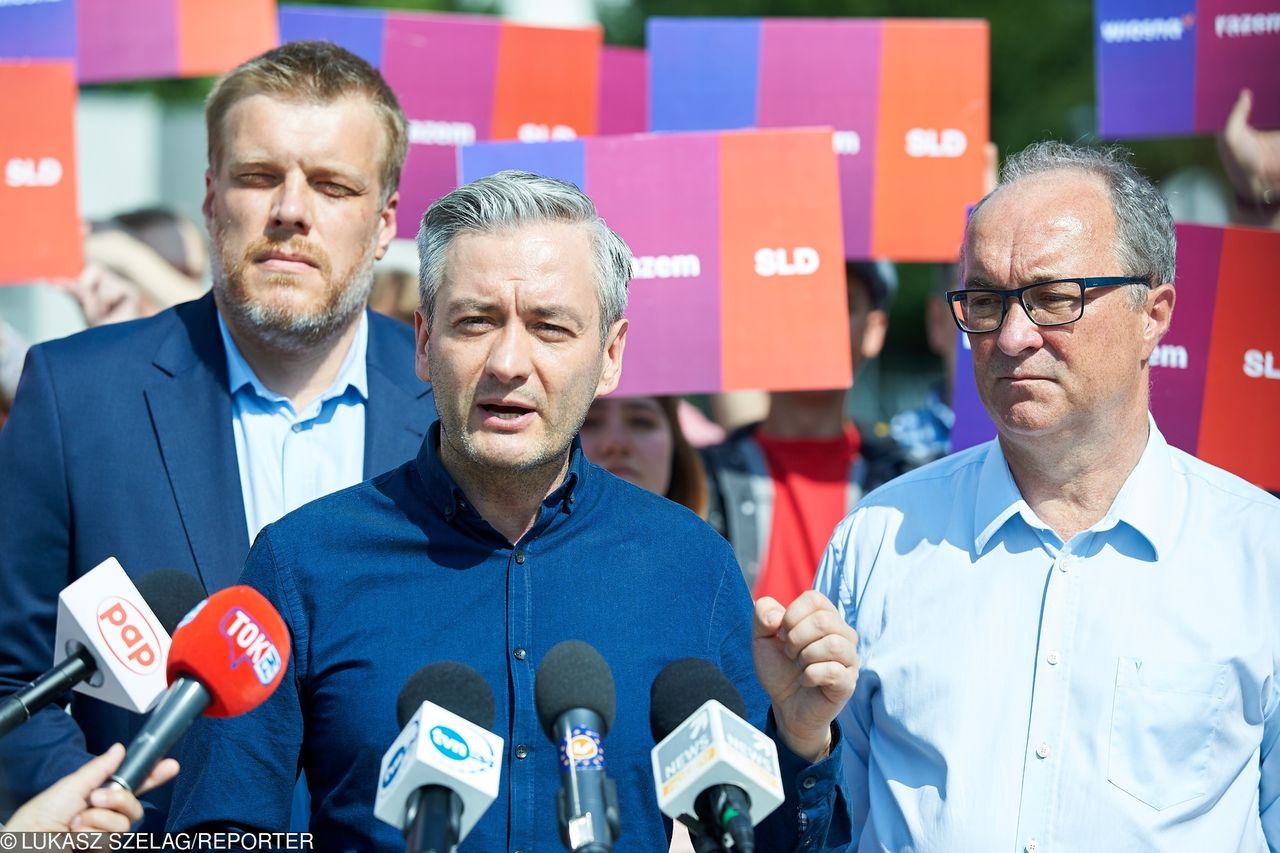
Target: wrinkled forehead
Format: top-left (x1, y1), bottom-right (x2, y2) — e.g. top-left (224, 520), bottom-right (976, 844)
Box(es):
top-left (963, 171), bottom-right (1119, 284)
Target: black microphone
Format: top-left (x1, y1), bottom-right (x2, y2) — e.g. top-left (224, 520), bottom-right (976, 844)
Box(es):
top-left (651, 659), bottom-right (781, 853)
top-left (393, 663), bottom-right (498, 853)
top-left (0, 567), bottom-right (205, 737)
top-left (535, 640), bottom-right (620, 853)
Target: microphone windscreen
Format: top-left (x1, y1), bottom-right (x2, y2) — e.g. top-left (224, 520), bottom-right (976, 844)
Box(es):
top-left (535, 640), bottom-right (616, 740)
top-left (649, 658), bottom-right (748, 742)
top-left (135, 569), bottom-right (207, 635)
top-left (396, 662), bottom-right (496, 730)
top-left (166, 585), bottom-right (291, 718)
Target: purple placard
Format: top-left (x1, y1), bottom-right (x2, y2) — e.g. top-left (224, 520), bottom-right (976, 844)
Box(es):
top-left (277, 5), bottom-right (386, 68)
top-left (457, 139), bottom-right (586, 190)
top-left (757, 19), bottom-right (881, 260)
top-left (78, 0), bottom-right (176, 82)
top-left (949, 330), bottom-right (996, 452)
top-left (1095, 0), bottom-right (1198, 137)
top-left (1149, 224), bottom-right (1221, 452)
top-left (1194, 0), bottom-right (1280, 131)
top-left (597, 46), bottom-right (645, 135)
top-left (586, 134), bottom-right (722, 397)
top-left (0, 0), bottom-right (76, 59)
top-left (382, 13), bottom-right (501, 237)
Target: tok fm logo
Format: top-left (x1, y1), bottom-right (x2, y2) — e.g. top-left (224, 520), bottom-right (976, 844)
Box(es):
top-left (219, 607), bottom-right (282, 686)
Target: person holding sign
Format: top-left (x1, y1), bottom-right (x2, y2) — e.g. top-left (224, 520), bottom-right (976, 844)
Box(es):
top-left (815, 141), bottom-right (1280, 850)
top-left (0, 42), bottom-right (434, 829)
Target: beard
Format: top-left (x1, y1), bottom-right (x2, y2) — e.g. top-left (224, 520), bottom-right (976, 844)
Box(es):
top-left (211, 229), bottom-right (375, 353)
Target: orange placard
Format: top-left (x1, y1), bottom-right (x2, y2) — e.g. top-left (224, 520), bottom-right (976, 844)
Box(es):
top-left (489, 22), bottom-right (601, 142)
top-left (0, 61), bottom-right (81, 283)
top-left (719, 129), bottom-right (850, 392)
top-left (872, 20), bottom-right (988, 259)
top-left (178, 0), bottom-right (277, 78)
top-left (1196, 226), bottom-right (1280, 488)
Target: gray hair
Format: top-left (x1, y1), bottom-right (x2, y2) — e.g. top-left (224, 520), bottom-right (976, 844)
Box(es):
top-left (416, 170), bottom-right (632, 342)
top-left (972, 141), bottom-right (1176, 307)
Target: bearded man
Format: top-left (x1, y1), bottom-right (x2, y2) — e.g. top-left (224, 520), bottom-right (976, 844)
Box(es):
top-left (0, 41), bottom-right (434, 829)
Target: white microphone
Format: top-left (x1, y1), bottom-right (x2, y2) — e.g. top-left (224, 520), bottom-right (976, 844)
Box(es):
top-left (374, 662), bottom-right (504, 852)
top-left (649, 659), bottom-right (785, 853)
top-left (0, 559), bottom-right (203, 736)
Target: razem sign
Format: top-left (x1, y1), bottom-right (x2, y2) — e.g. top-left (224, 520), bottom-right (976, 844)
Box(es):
top-left (0, 0), bottom-right (277, 82)
top-left (458, 128), bottom-right (851, 397)
top-left (647, 17), bottom-right (989, 262)
top-left (0, 60), bottom-right (81, 283)
top-left (278, 5), bottom-right (602, 238)
top-left (951, 223), bottom-right (1280, 491)
top-left (1095, 0), bottom-right (1280, 137)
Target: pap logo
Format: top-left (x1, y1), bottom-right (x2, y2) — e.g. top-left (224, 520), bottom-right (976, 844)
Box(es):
top-left (97, 597), bottom-right (160, 675)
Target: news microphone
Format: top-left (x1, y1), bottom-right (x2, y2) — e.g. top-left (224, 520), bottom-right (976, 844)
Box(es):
top-left (374, 663), bottom-right (504, 853)
top-left (0, 562), bottom-right (204, 737)
top-left (535, 640), bottom-right (620, 853)
top-left (649, 659), bottom-right (785, 853)
top-left (107, 584), bottom-right (290, 792)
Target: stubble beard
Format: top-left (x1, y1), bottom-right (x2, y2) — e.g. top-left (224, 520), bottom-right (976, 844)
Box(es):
top-left (211, 227), bottom-right (376, 353)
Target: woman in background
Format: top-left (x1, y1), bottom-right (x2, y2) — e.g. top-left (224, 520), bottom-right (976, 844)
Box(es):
top-left (579, 394), bottom-right (709, 519)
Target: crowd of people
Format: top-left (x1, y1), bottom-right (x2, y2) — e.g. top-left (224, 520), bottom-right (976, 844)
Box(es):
top-left (1, 33), bottom-right (1278, 852)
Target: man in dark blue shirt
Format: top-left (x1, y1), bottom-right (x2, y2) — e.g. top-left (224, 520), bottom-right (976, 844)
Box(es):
top-left (167, 171), bottom-right (858, 850)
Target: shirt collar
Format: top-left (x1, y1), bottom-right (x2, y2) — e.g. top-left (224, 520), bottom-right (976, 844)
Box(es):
top-left (972, 415), bottom-right (1174, 559)
top-left (217, 310), bottom-right (369, 405)
top-left (414, 420), bottom-right (586, 522)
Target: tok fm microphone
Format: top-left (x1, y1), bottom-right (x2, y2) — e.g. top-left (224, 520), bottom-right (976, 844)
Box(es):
top-left (535, 640), bottom-right (620, 853)
top-left (374, 662), bottom-right (504, 853)
top-left (649, 659), bottom-right (785, 853)
top-left (106, 584), bottom-right (290, 792)
top-left (0, 561), bottom-right (205, 737)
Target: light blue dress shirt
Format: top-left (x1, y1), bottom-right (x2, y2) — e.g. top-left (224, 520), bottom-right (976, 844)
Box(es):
top-left (814, 418), bottom-right (1280, 852)
top-left (218, 313), bottom-right (368, 544)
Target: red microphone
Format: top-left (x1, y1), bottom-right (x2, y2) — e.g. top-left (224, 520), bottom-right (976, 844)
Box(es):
top-left (107, 585), bottom-right (291, 792)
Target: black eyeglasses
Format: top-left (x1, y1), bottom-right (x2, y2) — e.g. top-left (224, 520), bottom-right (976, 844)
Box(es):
top-left (946, 276), bottom-right (1151, 333)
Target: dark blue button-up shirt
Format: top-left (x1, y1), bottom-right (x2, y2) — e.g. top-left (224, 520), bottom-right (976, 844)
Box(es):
top-left (168, 424), bottom-right (848, 850)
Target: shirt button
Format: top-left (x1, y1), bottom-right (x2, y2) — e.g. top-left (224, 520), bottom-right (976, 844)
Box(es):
top-left (291, 423), bottom-right (302, 433)
top-left (513, 647), bottom-right (527, 660)
top-left (1046, 651), bottom-right (1060, 666)
top-left (1036, 742), bottom-right (1051, 759)
top-left (514, 550), bottom-right (526, 564)
top-left (741, 501), bottom-right (755, 516)
top-left (801, 776), bottom-right (816, 790)
top-left (515, 744), bottom-right (529, 759)
top-left (1026, 839), bottom-right (1039, 853)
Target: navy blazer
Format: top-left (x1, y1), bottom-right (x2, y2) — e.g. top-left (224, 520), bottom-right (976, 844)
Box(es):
top-left (0, 293), bottom-right (434, 820)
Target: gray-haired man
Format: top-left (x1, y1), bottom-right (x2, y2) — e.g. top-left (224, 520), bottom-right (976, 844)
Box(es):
top-left (815, 141), bottom-right (1280, 850)
top-left (168, 171), bottom-right (859, 851)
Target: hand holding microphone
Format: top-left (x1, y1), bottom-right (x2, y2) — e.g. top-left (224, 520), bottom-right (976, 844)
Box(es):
top-left (751, 591), bottom-right (859, 762)
top-left (374, 662), bottom-right (504, 853)
top-left (650, 659), bottom-right (785, 853)
top-left (105, 584), bottom-right (291, 793)
top-left (535, 640), bottom-right (620, 853)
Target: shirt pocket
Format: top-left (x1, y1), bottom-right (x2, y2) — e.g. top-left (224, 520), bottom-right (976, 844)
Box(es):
top-left (1107, 657), bottom-right (1229, 810)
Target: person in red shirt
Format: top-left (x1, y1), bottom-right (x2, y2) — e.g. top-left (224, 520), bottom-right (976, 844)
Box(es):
top-left (703, 261), bottom-right (907, 601)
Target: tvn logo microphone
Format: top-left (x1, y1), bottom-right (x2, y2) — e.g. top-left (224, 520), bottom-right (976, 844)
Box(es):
top-left (374, 700), bottom-right (504, 838)
top-left (219, 607), bottom-right (283, 686)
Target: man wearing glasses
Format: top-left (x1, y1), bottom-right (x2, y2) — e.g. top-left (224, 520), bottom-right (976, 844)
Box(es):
top-left (814, 140), bottom-right (1280, 850)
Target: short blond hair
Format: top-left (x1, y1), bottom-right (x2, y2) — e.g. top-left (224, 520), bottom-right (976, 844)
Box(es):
top-left (205, 41), bottom-right (408, 203)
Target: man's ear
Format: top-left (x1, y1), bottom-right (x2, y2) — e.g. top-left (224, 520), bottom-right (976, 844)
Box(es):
top-left (1140, 283), bottom-right (1176, 360)
top-left (596, 318), bottom-right (628, 397)
top-left (414, 308), bottom-right (431, 383)
top-left (374, 191), bottom-right (398, 261)
top-left (861, 309), bottom-right (889, 360)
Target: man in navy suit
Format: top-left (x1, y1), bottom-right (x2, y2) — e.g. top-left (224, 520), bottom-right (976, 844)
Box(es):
top-left (0, 41), bottom-right (434, 826)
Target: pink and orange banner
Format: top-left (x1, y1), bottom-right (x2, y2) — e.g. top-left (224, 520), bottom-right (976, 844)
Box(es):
top-left (458, 128), bottom-right (851, 397)
top-left (278, 6), bottom-right (602, 237)
top-left (647, 17), bottom-right (989, 262)
top-left (0, 61), bottom-right (81, 284)
top-left (0, 0), bottom-right (277, 82)
top-left (952, 223), bottom-right (1280, 491)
